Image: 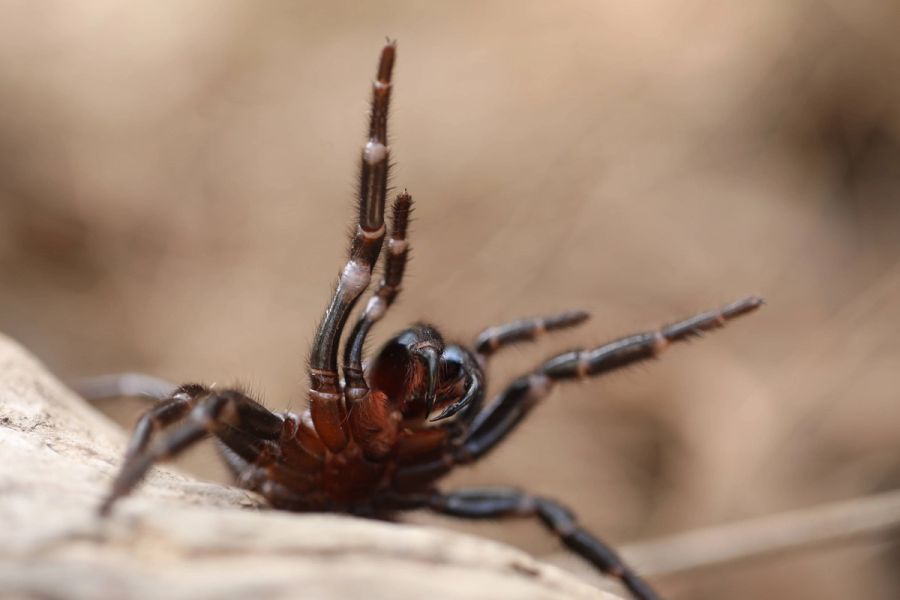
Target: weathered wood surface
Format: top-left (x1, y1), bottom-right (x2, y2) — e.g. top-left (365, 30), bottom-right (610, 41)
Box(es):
top-left (0, 333), bottom-right (620, 600)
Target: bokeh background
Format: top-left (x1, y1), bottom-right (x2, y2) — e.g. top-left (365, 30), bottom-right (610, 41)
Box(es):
top-left (1, 2), bottom-right (899, 598)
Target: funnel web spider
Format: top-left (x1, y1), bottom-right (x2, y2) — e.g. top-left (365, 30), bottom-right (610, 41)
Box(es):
top-left (93, 42), bottom-right (763, 600)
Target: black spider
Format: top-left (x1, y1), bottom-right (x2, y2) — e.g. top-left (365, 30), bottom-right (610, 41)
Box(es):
top-left (90, 42), bottom-right (762, 600)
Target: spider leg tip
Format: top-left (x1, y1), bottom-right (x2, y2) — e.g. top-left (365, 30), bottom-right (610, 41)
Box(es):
top-left (572, 309), bottom-right (591, 321)
top-left (744, 294), bottom-right (766, 308)
top-left (96, 497), bottom-right (115, 518)
top-left (376, 42), bottom-right (397, 81)
top-left (721, 294), bottom-right (765, 320)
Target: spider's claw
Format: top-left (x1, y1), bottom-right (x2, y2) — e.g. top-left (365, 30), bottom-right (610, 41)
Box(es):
top-left (429, 397), bottom-right (465, 422)
top-left (413, 346), bottom-right (440, 415)
top-left (430, 374), bottom-right (480, 422)
top-left (97, 491), bottom-right (123, 517)
top-left (97, 458), bottom-right (144, 517)
top-left (97, 497), bottom-right (114, 517)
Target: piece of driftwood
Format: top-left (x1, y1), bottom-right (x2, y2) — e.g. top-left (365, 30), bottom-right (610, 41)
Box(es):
top-left (0, 333), bottom-right (621, 600)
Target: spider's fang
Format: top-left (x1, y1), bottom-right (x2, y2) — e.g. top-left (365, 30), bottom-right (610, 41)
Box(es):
top-left (429, 375), bottom-right (479, 422)
top-left (413, 346), bottom-right (440, 415)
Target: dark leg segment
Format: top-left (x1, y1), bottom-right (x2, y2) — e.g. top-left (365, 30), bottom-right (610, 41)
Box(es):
top-left (474, 309), bottom-right (590, 358)
top-left (343, 191), bottom-right (413, 408)
top-left (100, 388), bottom-right (283, 515)
top-left (120, 383), bottom-right (207, 462)
top-left (539, 296), bottom-right (764, 381)
top-left (424, 488), bottom-right (660, 600)
top-left (307, 42), bottom-right (397, 453)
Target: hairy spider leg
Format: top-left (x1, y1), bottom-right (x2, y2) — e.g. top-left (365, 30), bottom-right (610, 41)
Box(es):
top-left (344, 191), bottom-right (413, 382)
top-left (117, 383), bottom-right (206, 462)
top-left (342, 191), bottom-right (413, 459)
top-left (392, 296), bottom-right (764, 486)
top-left (307, 42), bottom-right (396, 453)
top-left (395, 488), bottom-right (660, 600)
top-left (99, 388), bottom-right (283, 515)
top-left (474, 309), bottom-right (591, 358)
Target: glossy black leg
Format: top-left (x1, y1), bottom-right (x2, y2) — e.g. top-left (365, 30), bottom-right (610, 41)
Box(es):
top-left (474, 310), bottom-right (590, 358)
top-left (100, 388), bottom-right (283, 515)
top-left (422, 487), bottom-right (660, 600)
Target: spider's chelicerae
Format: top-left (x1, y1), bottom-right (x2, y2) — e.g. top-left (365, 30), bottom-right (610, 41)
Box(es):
top-left (97, 43), bottom-right (762, 600)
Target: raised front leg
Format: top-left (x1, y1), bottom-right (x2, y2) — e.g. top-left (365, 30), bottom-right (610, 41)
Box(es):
top-left (343, 190), bottom-right (413, 389)
top-left (342, 191), bottom-right (413, 460)
top-left (307, 42), bottom-right (396, 452)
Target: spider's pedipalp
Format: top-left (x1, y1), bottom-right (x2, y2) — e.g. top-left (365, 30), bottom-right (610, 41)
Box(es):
top-left (307, 43), bottom-right (397, 453)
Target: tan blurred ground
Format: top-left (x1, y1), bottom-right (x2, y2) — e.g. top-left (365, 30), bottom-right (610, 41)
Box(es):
top-left (1, 2), bottom-right (899, 599)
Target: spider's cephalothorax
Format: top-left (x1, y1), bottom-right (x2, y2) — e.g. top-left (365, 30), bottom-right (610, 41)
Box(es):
top-left (96, 43), bottom-right (762, 600)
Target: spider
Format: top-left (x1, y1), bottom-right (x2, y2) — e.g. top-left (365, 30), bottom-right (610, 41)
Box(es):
top-left (94, 42), bottom-right (762, 600)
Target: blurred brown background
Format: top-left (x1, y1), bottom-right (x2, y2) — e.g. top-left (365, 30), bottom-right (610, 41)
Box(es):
top-left (1, 1), bottom-right (899, 598)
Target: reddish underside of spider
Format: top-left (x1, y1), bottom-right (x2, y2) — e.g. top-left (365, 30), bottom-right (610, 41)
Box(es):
top-left (98, 42), bottom-right (763, 600)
